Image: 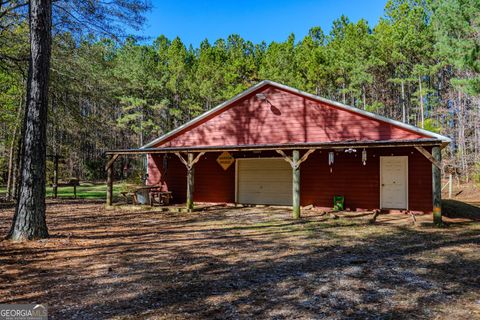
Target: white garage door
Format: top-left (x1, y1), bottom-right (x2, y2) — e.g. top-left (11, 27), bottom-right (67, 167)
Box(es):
top-left (236, 158), bottom-right (292, 205)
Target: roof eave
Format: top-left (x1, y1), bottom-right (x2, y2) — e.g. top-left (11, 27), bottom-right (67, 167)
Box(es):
top-left (109, 138), bottom-right (443, 155)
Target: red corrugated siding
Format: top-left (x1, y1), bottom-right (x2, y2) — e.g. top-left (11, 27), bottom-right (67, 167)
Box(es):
top-left (194, 152), bottom-right (236, 203)
top-left (155, 85), bottom-right (427, 148)
top-left (147, 154), bottom-right (187, 202)
top-left (147, 148), bottom-right (432, 212)
top-left (147, 153), bottom-right (235, 204)
top-left (301, 147), bottom-right (432, 212)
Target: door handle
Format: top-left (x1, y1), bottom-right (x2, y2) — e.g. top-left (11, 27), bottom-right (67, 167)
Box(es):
top-left (381, 184), bottom-right (385, 186)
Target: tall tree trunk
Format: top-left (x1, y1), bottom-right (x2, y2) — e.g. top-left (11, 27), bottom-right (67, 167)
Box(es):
top-left (362, 85), bottom-right (366, 110)
top-left (476, 97), bottom-right (480, 161)
top-left (8, 0), bottom-right (52, 241)
top-left (401, 80), bottom-right (406, 123)
top-left (457, 91), bottom-right (467, 181)
top-left (418, 76), bottom-right (424, 128)
top-left (12, 126), bottom-right (23, 201)
top-left (406, 81), bottom-right (411, 124)
top-left (6, 95), bottom-right (24, 201)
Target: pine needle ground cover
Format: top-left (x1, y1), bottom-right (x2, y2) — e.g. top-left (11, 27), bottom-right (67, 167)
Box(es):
top-left (0, 203), bottom-right (479, 319)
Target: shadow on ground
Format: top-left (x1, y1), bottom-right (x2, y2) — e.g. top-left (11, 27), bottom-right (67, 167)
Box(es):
top-left (0, 202), bottom-right (479, 319)
top-left (443, 199), bottom-right (480, 221)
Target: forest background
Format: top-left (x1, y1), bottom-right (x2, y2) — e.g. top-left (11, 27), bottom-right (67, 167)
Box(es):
top-left (1, 0), bottom-right (479, 199)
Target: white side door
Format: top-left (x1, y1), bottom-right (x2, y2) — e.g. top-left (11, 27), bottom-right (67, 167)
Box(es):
top-left (380, 156), bottom-right (408, 209)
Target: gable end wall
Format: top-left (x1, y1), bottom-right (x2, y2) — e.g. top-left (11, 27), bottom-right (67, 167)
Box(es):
top-left (153, 85), bottom-right (428, 148)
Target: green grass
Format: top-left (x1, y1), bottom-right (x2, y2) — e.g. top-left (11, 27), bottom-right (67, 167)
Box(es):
top-left (0, 182), bottom-right (134, 200)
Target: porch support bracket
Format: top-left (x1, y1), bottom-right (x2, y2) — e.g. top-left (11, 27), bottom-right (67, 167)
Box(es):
top-left (276, 149), bottom-right (315, 170)
top-left (175, 152), bottom-right (204, 170)
top-left (105, 154), bottom-right (120, 171)
top-left (105, 154), bottom-right (120, 206)
top-left (414, 146), bottom-right (441, 169)
top-left (431, 146), bottom-right (443, 226)
top-left (175, 152), bottom-right (205, 211)
top-left (276, 149), bottom-right (315, 219)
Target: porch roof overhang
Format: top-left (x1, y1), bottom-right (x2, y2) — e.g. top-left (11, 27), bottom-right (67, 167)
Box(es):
top-left (105, 138), bottom-right (444, 155)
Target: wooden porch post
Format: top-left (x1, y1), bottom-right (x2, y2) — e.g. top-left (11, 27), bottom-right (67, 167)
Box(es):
top-left (186, 153), bottom-right (194, 211)
top-left (276, 149), bottom-right (314, 219)
top-left (105, 154), bottom-right (119, 206)
top-left (432, 146), bottom-right (442, 225)
top-left (292, 150), bottom-right (301, 219)
top-left (106, 157), bottom-right (113, 206)
top-left (175, 152), bottom-right (204, 212)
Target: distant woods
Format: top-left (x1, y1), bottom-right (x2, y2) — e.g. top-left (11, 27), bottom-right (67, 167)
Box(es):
top-left (1, 0), bottom-right (479, 187)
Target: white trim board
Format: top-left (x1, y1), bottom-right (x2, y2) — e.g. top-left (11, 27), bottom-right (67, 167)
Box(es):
top-left (141, 80), bottom-right (451, 149)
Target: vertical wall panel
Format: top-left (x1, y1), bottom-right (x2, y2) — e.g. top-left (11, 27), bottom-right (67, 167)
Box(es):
top-left (146, 147), bottom-right (432, 212)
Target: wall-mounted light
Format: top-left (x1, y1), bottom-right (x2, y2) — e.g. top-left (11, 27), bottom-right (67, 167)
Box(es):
top-left (256, 93), bottom-right (268, 101)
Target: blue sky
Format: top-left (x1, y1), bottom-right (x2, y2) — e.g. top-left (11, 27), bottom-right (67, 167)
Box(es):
top-left (137, 0), bottom-right (387, 46)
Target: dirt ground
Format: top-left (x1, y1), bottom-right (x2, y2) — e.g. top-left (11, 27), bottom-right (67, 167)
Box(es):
top-left (0, 201), bottom-right (479, 320)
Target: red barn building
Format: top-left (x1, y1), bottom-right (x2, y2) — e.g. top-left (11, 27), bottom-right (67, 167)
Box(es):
top-left (107, 81), bottom-right (450, 221)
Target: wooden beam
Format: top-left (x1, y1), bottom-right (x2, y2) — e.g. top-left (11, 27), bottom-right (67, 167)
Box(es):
top-left (106, 154), bottom-right (115, 206)
top-left (105, 154), bottom-right (119, 206)
top-left (276, 149), bottom-right (311, 218)
top-left (105, 154), bottom-right (120, 171)
top-left (277, 149), bottom-right (315, 169)
top-left (440, 141), bottom-right (450, 150)
top-left (175, 152), bottom-right (205, 169)
top-left (297, 149), bottom-right (315, 166)
top-left (432, 146), bottom-right (443, 226)
top-left (292, 150), bottom-right (301, 219)
top-left (276, 149), bottom-right (294, 167)
top-left (106, 140), bottom-right (443, 155)
top-left (175, 152), bottom-right (205, 211)
top-left (186, 153), bottom-right (194, 211)
top-left (415, 146), bottom-right (441, 169)
top-left (175, 152), bottom-right (189, 168)
top-left (190, 152), bottom-right (205, 167)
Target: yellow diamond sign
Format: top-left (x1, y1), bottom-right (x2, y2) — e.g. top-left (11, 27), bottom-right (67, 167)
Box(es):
top-left (216, 151), bottom-right (234, 170)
